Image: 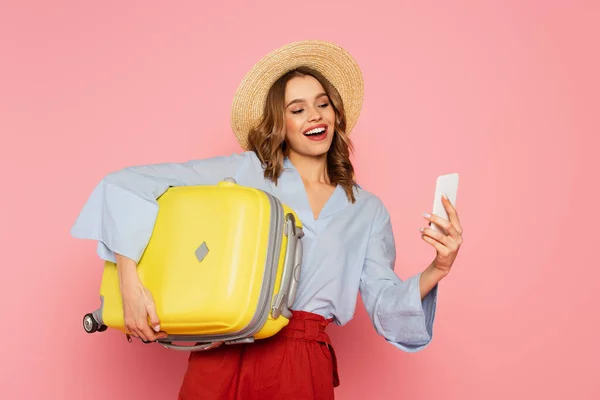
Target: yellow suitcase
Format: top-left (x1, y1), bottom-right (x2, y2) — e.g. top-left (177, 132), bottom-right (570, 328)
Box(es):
top-left (82, 177), bottom-right (304, 351)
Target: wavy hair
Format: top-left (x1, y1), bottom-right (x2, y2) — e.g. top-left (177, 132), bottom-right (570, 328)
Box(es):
top-left (247, 66), bottom-right (357, 203)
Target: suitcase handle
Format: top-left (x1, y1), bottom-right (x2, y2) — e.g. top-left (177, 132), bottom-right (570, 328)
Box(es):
top-left (159, 341), bottom-right (223, 351)
top-left (287, 231), bottom-right (303, 309)
top-left (271, 213), bottom-right (304, 319)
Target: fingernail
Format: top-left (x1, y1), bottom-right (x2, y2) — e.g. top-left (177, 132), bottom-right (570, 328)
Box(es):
top-left (423, 212), bottom-right (431, 218)
top-left (154, 324), bottom-right (160, 332)
top-left (442, 193), bottom-right (448, 200)
top-left (420, 227), bottom-right (424, 232)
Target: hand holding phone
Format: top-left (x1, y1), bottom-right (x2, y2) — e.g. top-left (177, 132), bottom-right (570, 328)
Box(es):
top-left (421, 172), bottom-right (463, 276)
top-left (430, 173), bottom-right (459, 234)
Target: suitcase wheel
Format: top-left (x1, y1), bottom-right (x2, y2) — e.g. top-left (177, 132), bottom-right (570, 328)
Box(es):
top-left (83, 313), bottom-right (97, 333)
top-left (83, 313), bottom-right (107, 333)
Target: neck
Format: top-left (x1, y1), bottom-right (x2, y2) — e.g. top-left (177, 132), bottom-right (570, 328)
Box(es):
top-left (287, 151), bottom-right (329, 185)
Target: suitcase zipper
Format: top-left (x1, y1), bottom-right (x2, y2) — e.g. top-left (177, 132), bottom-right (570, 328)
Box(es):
top-left (233, 190), bottom-right (284, 338)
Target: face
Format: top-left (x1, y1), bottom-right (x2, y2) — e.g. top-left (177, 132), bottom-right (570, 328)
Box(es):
top-left (283, 75), bottom-right (336, 158)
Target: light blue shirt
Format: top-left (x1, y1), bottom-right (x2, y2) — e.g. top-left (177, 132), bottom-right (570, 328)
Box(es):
top-left (71, 151), bottom-right (438, 352)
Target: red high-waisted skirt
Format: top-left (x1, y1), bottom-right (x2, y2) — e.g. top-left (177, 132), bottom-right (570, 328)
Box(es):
top-left (177, 310), bottom-right (339, 399)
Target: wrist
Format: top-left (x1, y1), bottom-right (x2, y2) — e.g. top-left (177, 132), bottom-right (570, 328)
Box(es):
top-left (425, 261), bottom-right (449, 283)
top-left (115, 254), bottom-right (141, 292)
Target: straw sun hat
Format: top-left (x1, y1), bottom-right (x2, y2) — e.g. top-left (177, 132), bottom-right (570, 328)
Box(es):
top-left (230, 40), bottom-right (364, 151)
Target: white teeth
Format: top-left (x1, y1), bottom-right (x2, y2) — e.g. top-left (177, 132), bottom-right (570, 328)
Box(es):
top-left (305, 127), bottom-right (326, 135)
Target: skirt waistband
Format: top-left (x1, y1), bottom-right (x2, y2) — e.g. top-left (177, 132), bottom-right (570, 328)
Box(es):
top-left (278, 310), bottom-right (333, 341)
top-left (279, 310), bottom-right (339, 387)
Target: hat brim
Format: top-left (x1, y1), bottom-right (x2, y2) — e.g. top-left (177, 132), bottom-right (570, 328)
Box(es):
top-left (230, 40), bottom-right (364, 151)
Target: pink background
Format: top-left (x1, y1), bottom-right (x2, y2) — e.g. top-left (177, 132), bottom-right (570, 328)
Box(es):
top-left (1, 1), bottom-right (598, 399)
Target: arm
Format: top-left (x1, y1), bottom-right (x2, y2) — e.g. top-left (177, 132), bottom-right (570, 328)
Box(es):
top-left (420, 262), bottom-right (448, 299)
top-left (359, 202), bottom-right (439, 353)
top-left (71, 152), bottom-right (255, 341)
top-left (70, 152), bottom-right (253, 263)
top-left (115, 253), bottom-right (166, 342)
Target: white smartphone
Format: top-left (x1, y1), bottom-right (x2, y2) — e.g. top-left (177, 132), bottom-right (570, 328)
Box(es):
top-left (430, 173), bottom-right (459, 233)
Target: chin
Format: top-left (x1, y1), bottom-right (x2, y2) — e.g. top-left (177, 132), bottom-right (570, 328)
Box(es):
top-left (288, 133), bottom-right (334, 158)
top-left (304, 140), bottom-right (332, 156)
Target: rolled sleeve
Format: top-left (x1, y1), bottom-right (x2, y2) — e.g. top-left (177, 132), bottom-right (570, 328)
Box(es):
top-left (359, 202), bottom-right (439, 352)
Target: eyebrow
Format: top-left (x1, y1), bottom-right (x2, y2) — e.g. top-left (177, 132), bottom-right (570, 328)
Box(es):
top-left (285, 92), bottom-right (329, 108)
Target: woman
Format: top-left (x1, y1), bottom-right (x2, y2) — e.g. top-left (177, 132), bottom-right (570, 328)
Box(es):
top-left (71, 40), bottom-right (463, 399)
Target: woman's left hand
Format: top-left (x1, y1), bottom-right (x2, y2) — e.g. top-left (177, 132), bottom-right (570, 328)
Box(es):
top-left (420, 194), bottom-right (463, 274)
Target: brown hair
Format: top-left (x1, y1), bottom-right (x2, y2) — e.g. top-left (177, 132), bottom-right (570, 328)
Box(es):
top-left (247, 66), bottom-right (357, 203)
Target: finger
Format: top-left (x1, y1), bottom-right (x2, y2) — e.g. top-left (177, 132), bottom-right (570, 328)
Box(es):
top-left (141, 323), bottom-right (160, 342)
top-left (125, 322), bottom-right (137, 337)
top-left (145, 302), bottom-right (161, 333)
top-left (444, 222), bottom-right (461, 240)
top-left (424, 212), bottom-right (459, 238)
top-left (420, 226), bottom-right (450, 245)
top-left (133, 314), bottom-right (155, 342)
top-left (132, 328), bottom-right (148, 342)
top-left (421, 234), bottom-right (447, 253)
top-left (156, 331), bottom-right (169, 340)
top-left (442, 195), bottom-right (463, 234)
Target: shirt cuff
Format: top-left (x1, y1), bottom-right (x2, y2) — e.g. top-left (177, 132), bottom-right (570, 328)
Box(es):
top-left (376, 273), bottom-right (439, 353)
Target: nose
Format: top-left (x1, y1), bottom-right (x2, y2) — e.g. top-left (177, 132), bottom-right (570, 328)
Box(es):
top-left (307, 106), bottom-right (322, 122)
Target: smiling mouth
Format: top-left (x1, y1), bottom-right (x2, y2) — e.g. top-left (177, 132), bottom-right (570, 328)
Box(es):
top-left (303, 126), bottom-right (327, 136)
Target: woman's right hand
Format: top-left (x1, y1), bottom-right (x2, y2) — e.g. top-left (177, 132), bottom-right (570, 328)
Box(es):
top-left (116, 254), bottom-right (168, 342)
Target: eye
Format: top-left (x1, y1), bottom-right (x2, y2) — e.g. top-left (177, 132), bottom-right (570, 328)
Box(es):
top-left (291, 109), bottom-right (304, 114)
top-left (318, 102), bottom-right (330, 108)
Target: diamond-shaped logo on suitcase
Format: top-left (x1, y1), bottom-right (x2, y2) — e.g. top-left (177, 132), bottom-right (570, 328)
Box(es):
top-left (195, 241), bottom-right (209, 263)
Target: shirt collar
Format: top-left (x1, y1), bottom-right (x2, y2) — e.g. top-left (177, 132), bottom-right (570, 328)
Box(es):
top-left (280, 156), bottom-right (352, 221)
